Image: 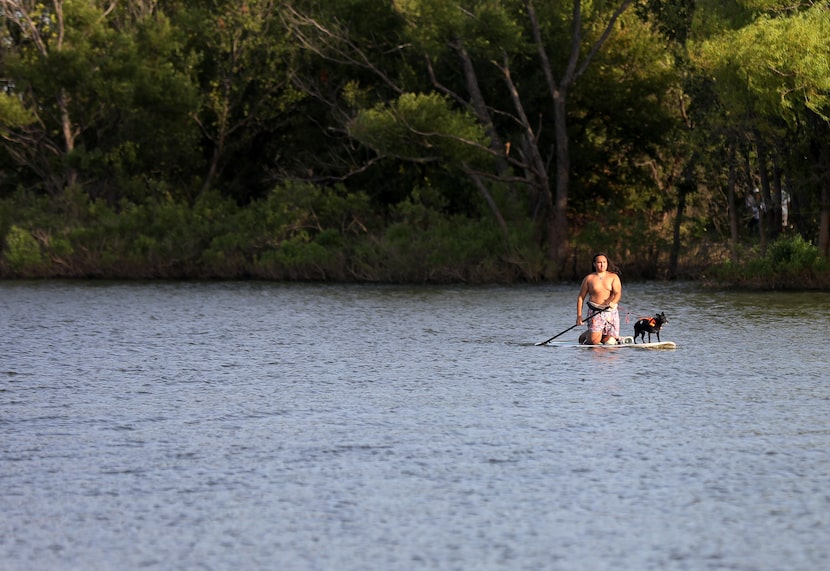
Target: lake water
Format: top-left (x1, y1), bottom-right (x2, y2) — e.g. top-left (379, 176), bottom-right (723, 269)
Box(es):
top-left (1, 280), bottom-right (829, 571)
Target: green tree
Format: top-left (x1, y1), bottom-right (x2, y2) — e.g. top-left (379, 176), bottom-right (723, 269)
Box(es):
top-left (0, 0), bottom-right (200, 200)
top-left (694, 1), bottom-right (830, 257)
top-left (287, 0), bottom-right (643, 275)
top-left (523, 0), bottom-right (637, 270)
top-left (180, 0), bottom-right (303, 201)
top-left (0, 0), bottom-right (96, 192)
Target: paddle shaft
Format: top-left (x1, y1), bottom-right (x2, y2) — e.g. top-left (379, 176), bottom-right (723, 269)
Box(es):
top-left (536, 308), bottom-right (604, 346)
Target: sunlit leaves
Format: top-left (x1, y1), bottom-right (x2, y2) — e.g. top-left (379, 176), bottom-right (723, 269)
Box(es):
top-left (348, 92), bottom-right (490, 166)
top-left (696, 4), bottom-right (830, 121)
top-left (0, 91), bottom-right (35, 130)
top-left (394, 0), bottom-right (524, 59)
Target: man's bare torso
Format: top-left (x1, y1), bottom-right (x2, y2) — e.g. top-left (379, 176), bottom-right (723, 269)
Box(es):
top-left (585, 272), bottom-right (617, 306)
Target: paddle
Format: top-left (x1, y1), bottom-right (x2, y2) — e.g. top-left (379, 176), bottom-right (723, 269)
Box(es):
top-left (535, 308), bottom-right (604, 346)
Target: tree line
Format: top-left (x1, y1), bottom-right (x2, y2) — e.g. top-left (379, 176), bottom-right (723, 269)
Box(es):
top-left (1, 0), bottom-right (828, 286)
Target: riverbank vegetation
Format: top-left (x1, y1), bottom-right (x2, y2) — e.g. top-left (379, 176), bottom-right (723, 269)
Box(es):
top-left (1, 1), bottom-right (829, 288)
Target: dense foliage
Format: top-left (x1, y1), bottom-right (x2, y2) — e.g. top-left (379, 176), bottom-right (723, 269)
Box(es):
top-left (1, 0), bottom-right (829, 286)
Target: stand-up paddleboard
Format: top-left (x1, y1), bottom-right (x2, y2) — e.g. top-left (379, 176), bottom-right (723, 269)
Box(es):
top-left (544, 336), bottom-right (677, 350)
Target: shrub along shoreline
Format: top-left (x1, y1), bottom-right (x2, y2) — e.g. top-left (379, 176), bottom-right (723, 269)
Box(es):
top-left (1, 187), bottom-right (827, 289)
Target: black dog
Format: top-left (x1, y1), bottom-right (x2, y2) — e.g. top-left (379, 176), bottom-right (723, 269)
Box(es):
top-left (633, 312), bottom-right (668, 343)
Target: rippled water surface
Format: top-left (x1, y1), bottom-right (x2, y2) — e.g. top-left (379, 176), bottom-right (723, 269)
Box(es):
top-left (2, 281), bottom-right (829, 570)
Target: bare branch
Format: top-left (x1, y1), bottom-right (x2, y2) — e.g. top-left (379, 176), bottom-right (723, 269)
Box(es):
top-left (280, 4), bottom-right (404, 95)
top-left (493, 51), bottom-right (548, 182)
top-left (0, 0), bottom-right (48, 54)
top-left (526, 0), bottom-right (635, 96)
top-left (564, 0), bottom-right (582, 84)
top-left (101, 1), bottom-right (117, 19)
top-left (575, 0), bottom-right (635, 80)
top-left (425, 53), bottom-right (468, 108)
top-left (526, 0), bottom-right (559, 102)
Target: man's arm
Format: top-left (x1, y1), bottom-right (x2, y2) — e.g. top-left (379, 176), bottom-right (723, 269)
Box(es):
top-left (608, 275), bottom-right (622, 308)
top-left (576, 278), bottom-right (589, 324)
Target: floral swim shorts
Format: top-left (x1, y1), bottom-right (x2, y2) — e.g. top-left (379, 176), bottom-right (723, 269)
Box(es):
top-left (587, 308), bottom-right (620, 337)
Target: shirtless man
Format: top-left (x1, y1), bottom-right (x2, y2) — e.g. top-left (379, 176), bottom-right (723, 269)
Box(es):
top-left (576, 253), bottom-right (622, 345)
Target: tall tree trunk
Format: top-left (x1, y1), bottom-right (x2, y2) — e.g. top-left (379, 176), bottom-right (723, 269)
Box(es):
top-left (820, 138), bottom-right (830, 259)
top-left (669, 187), bottom-right (686, 279)
top-left (772, 162), bottom-right (783, 236)
top-left (526, 0), bottom-right (634, 275)
top-left (755, 133), bottom-right (772, 252)
top-left (727, 143), bottom-right (739, 263)
top-left (820, 185), bottom-right (830, 259)
top-left (463, 165), bottom-right (511, 243)
top-left (498, 53), bottom-right (554, 235)
top-left (742, 145), bottom-right (765, 246)
top-left (448, 41), bottom-right (514, 228)
top-left (669, 157), bottom-right (695, 278)
top-left (57, 89), bottom-right (78, 188)
top-left (451, 41), bottom-right (508, 172)
top-left (550, 92), bottom-right (570, 267)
